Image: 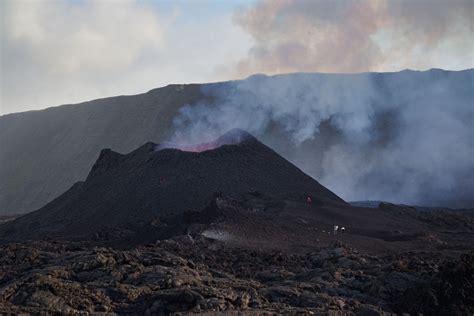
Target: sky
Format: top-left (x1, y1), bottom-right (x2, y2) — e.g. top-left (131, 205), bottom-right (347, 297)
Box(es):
top-left (0, 0), bottom-right (473, 115)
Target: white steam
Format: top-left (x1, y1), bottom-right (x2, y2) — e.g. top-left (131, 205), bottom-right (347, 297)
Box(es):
top-left (167, 70), bottom-right (474, 208)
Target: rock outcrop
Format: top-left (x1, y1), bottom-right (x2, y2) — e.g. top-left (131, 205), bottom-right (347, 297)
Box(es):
top-left (0, 239), bottom-right (472, 315)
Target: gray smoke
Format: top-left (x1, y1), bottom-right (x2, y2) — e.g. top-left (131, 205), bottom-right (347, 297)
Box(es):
top-left (231, 0), bottom-right (473, 76)
top-left (168, 70), bottom-right (474, 208)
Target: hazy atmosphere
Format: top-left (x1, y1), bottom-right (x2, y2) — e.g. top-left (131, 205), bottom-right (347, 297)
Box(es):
top-left (1, 0), bottom-right (472, 114)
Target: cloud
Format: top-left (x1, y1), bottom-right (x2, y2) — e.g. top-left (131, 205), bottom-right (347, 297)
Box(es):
top-left (231, 0), bottom-right (474, 77)
top-left (4, 0), bottom-right (164, 73)
top-left (0, 0), bottom-right (252, 114)
top-left (0, 0), bottom-right (164, 113)
top-left (1, 0), bottom-right (471, 114)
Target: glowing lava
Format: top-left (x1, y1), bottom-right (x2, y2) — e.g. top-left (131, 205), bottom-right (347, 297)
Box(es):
top-left (156, 129), bottom-right (252, 153)
top-left (180, 141), bottom-right (221, 152)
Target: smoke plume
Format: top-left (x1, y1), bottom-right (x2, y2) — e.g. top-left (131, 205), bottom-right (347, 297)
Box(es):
top-left (166, 0), bottom-right (473, 207)
top-left (167, 70), bottom-right (474, 208)
top-left (231, 0), bottom-right (473, 76)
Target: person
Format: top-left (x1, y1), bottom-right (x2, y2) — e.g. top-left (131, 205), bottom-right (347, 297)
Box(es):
top-left (333, 225), bottom-right (339, 235)
top-left (306, 196), bottom-right (312, 204)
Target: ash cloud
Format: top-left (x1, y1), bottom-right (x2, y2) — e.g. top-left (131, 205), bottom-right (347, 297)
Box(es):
top-left (231, 0), bottom-right (473, 76)
top-left (168, 70), bottom-right (474, 208)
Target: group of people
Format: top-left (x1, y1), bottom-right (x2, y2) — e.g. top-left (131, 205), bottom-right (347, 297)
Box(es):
top-left (306, 196), bottom-right (346, 235)
top-left (333, 225), bottom-right (346, 235)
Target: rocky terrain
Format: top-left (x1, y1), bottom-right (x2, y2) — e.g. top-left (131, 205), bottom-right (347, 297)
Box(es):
top-left (0, 193), bottom-right (473, 314)
top-left (0, 237), bottom-right (472, 315)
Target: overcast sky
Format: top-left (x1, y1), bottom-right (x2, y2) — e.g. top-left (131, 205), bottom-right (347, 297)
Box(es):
top-left (1, 0), bottom-right (472, 115)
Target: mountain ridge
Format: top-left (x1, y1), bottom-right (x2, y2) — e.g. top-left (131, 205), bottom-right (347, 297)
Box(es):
top-left (2, 68), bottom-right (471, 118)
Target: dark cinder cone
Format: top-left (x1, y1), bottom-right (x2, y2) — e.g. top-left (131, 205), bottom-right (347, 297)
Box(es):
top-left (0, 130), bottom-right (344, 240)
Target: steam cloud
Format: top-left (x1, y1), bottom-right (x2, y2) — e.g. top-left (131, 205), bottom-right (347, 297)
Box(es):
top-left (168, 70), bottom-right (474, 208)
top-left (167, 0), bottom-right (474, 207)
top-left (231, 0), bottom-right (473, 76)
